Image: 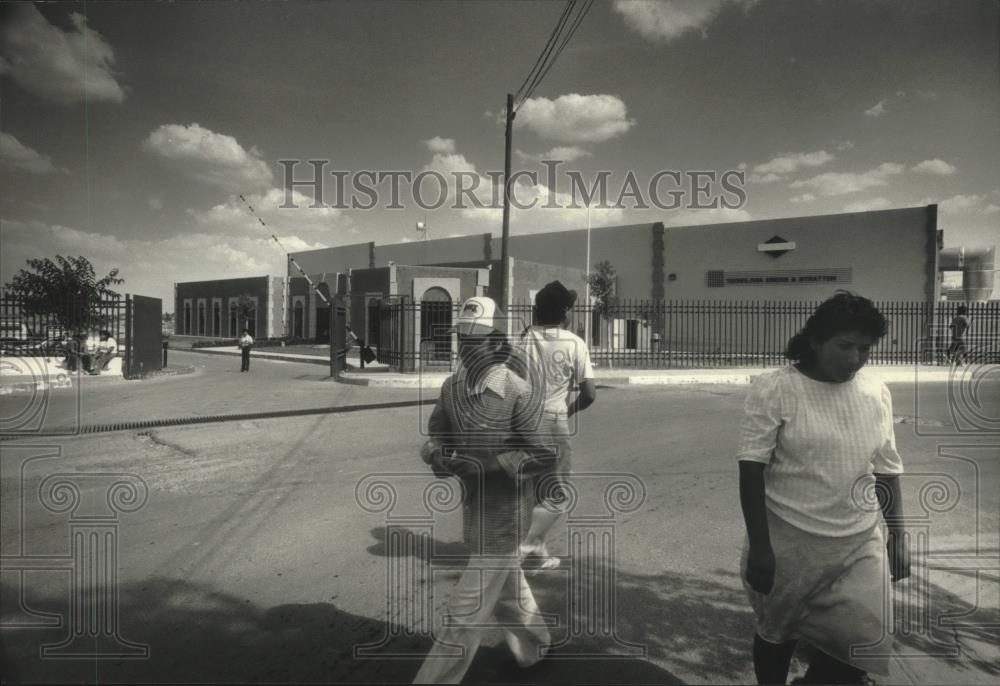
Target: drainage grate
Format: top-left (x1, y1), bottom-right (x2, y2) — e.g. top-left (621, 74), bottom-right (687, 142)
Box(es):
top-left (0, 398), bottom-right (437, 440)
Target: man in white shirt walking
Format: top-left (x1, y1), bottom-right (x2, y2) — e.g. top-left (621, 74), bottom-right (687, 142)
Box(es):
top-left (516, 281), bottom-right (597, 571)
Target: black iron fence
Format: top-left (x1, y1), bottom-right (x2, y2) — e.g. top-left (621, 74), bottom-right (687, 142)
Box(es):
top-left (366, 298), bottom-right (999, 372)
top-left (0, 293), bottom-right (125, 356)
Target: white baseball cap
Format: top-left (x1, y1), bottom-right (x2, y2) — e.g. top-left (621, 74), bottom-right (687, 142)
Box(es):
top-left (453, 296), bottom-right (504, 335)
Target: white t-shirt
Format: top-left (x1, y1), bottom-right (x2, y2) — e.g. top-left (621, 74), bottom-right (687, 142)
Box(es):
top-left (98, 337), bottom-right (117, 354)
top-left (518, 326), bottom-right (595, 416)
top-left (737, 365), bottom-right (903, 537)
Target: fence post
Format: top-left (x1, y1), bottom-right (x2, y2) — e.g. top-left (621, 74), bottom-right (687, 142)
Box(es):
top-left (124, 294), bottom-right (133, 380)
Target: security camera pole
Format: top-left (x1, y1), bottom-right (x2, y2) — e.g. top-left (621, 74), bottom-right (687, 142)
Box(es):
top-left (499, 92), bottom-right (514, 316)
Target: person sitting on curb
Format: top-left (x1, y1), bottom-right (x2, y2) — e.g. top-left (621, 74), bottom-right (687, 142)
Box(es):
top-left (89, 330), bottom-right (118, 375)
top-left (238, 328), bottom-right (254, 372)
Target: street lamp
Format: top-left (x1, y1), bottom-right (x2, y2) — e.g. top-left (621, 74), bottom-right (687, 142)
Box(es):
top-left (584, 202), bottom-right (592, 346)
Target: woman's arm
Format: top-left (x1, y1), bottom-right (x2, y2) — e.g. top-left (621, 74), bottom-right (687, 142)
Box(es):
top-left (566, 379), bottom-right (597, 418)
top-left (875, 473), bottom-right (910, 581)
top-left (740, 461), bottom-right (776, 593)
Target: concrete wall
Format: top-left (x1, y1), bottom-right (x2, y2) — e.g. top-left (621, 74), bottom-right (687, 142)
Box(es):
top-left (288, 241), bottom-right (372, 275)
top-left (498, 223), bottom-right (661, 300)
top-left (377, 234), bottom-right (489, 267)
top-left (662, 206), bottom-right (937, 302)
top-left (175, 276), bottom-right (276, 337)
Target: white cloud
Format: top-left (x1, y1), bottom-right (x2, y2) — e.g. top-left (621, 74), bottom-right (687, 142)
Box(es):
top-left (790, 162), bottom-right (904, 196)
top-left (148, 196), bottom-right (164, 211)
top-left (789, 193), bottom-right (816, 203)
top-left (0, 132), bottom-right (58, 174)
top-left (142, 123), bottom-right (273, 192)
top-left (834, 140), bottom-right (855, 151)
top-left (613, 0), bottom-right (756, 42)
top-left (864, 99), bottom-right (887, 117)
top-left (0, 216), bottom-right (331, 305)
top-left (187, 187), bottom-right (347, 243)
top-left (912, 159), bottom-right (957, 176)
top-left (748, 172), bottom-right (781, 184)
top-left (916, 194), bottom-right (986, 215)
top-left (423, 136), bottom-right (455, 154)
top-left (516, 146), bottom-right (592, 164)
top-left (516, 94), bottom-right (635, 144)
top-left (0, 4), bottom-right (125, 105)
top-left (844, 197), bottom-right (893, 212)
top-left (753, 150), bottom-right (834, 176)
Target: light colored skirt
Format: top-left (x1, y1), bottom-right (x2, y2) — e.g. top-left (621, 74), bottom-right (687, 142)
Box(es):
top-left (741, 510), bottom-right (892, 675)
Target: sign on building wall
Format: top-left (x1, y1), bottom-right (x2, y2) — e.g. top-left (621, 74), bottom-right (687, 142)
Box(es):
top-left (706, 268), bottom-right (853, 287)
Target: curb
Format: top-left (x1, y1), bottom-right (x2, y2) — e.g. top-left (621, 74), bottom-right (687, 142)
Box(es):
top-left (335, 366), bottom-right (972, 388)
top-left (178, 347), bottom-right (329, 366)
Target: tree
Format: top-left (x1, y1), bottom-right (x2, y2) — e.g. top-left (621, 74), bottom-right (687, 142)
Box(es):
top-left (236, 294), bottom-right (257, 335)
top-left (3, 255), bottom-right (123, 334)
top-left (585, 260), bottom-right (618, 317)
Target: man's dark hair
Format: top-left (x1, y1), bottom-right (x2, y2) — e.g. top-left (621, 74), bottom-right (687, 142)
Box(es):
top-left (785, 291), bottom-right (888, 364)
top-left (956, 305), bottom-right (969, 315)
top-left (535, 281), bottom-right (577, 325)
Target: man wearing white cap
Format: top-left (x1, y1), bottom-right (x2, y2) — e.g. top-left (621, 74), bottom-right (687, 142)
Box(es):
top-left (413, 296), bottom-right (556, 684)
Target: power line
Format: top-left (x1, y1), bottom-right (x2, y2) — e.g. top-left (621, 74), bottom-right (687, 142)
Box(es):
top-left (521, 0), bottom-right (594, 106)
top-left (513, 1), bottom-right (575, 105)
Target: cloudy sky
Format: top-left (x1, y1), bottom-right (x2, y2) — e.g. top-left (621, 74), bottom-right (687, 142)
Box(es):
top-left (2, 0), bottom-right (997, 305)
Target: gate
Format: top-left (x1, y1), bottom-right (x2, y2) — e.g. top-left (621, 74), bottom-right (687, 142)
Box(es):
top-left (124, 295), bottom-right (163, 379)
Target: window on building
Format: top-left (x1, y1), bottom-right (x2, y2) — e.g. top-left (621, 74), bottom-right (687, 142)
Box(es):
top-left (198, 302), bottom-right (206, 335)
top-left (212, 302), bottom-right (221, 336)
top-left (184, 303), bottom-right (191, 335)
top-left (293, 301), bottom-right (304, 338)
top-left (229, 304), bottom-right (238, 338)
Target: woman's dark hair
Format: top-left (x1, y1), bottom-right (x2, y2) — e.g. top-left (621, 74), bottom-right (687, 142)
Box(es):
top-left (956, 305), bottom-right (969, 315)
top-left (785, 291), bottom-right (888, 363)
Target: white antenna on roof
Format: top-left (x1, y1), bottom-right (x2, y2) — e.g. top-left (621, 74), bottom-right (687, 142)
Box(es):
top-left (416, 214), bottom-right (428, 241)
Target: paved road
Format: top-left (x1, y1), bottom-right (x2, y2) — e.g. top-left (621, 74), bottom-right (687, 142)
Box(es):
top-left (1, 370), bottom-right (997, 684)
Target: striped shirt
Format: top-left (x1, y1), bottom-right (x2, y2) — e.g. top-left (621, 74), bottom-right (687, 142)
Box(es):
top-left (737, 365), bottom-right (904, 537)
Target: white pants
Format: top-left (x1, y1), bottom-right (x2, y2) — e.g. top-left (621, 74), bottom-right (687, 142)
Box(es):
top-left (413, 555), bottom-right (550, 684)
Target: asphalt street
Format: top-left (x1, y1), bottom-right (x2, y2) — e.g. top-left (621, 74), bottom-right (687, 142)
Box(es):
top-left (1, 354), bottom-right (997, 684)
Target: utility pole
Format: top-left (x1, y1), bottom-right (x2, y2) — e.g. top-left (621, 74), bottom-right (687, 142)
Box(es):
top-left (499, 93), bottom-right (514, 312)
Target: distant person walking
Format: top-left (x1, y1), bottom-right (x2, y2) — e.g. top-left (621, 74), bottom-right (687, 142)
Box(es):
top-left (238, 329), bottom-right (253, 372)
top-left (515, 281), bottom-right (596, 571)
top-left (413, 296), bottom-right (556, 684)
top-left (737, 291), bottom-right (909, 685)
top-left (947, 305), bottom-right (970, 365)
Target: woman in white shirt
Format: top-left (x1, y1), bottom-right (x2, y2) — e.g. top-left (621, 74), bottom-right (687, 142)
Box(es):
top-left (738, 291), bottom-right (910, 685)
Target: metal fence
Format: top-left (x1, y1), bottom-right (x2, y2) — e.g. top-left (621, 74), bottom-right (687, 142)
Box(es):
top-left (367, 298), bottom-right (999, 372)
top-left (0, 294), bottom-right (125, 356)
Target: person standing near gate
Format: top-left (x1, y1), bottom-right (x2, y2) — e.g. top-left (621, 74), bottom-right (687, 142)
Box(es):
top-left (414, 296), bottom-right (556, 684)
top-left (737, 291), bottom-right (909, 685)
top-left (238, 328), bottom-right (253, 372)
top-left (947, 305), bottom-right (970, 365)
top-left (516, 280), bottom-right (597, 572)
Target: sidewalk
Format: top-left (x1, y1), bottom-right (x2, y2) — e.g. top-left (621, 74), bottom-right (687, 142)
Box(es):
top-left (181, 347), bottom-right (971, 388)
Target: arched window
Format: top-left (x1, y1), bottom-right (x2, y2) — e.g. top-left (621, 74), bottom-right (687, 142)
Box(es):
top-left (197, 302), bottom-right (206, 335)
top-left (229, 304), bottom-right (238, 337)
top-left (293, 301), bottom-right (304, 338)
top-left (420, 287), bottom-right (452, 362)
top-left (212, 302), bottom-right (221, 336)
top-left (184, 303), bottom-right (192, 335)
